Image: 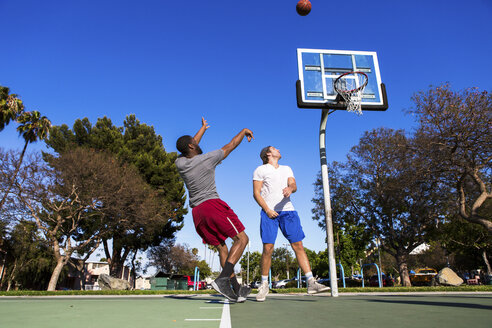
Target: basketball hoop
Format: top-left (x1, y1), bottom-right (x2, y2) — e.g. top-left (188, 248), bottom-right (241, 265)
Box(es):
top-left (333, 71), bottom-right (368, 115)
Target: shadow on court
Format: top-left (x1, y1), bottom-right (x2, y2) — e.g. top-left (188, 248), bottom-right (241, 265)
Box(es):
top-left (1, 293), bottom-right (491, 328)
top-left (230, 294), bottom-right (492, 328)
top-left (366, 297), bottom-right (492, 310)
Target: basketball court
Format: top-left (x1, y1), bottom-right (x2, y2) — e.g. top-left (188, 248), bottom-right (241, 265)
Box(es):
top-left (1, 293), bottom-right (491, 328)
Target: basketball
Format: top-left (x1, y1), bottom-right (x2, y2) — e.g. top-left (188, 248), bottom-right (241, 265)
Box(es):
top-left (296, 0), bottom-right (311, 16)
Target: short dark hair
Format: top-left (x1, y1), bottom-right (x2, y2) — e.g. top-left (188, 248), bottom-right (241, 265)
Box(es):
top-left (176, 135), bottom-right (194, 155)
top-left (260, 146), bottom-right (272, 164)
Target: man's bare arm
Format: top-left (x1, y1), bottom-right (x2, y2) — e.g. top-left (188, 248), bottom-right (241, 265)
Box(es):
top-left (221, 128), bottom-right (254, 159)
top-left (253, 180), bottom-right (278, 218)
top-left (282, 177), bottom-right (297, 198)
top-left (193, 117), bottom-right (209, 144)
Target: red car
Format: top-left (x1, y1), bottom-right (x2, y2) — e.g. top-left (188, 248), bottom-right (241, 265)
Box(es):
top-left (183, 275), bottom-right (207, 290)
top-left (369, 274), bottom-right (394, 287)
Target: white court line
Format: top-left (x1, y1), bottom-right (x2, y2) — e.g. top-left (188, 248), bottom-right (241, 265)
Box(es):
top-left (219, 299), bottom-right (231, 328)
top-left (184, 298), bottom-right (231, 325)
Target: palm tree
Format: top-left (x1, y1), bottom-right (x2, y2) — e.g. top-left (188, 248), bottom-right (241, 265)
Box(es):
top-left (0, 111), bottom-right (51, 210)
top-left (0, 86), bottom-right (24, 132)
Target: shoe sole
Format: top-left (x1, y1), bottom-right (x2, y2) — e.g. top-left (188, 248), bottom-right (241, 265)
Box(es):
top-left (255, 292), bottom-right (268, 302)
top-left (308, 287), bottom-right (331, 294)
top-left (211, 281), bottom-right (238, 302)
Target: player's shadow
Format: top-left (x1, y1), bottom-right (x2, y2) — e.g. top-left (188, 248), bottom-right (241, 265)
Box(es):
top-left (165, 294), bottom-right (223, 303)
top-left (164, 294), bottom-right (318, 303)
top-left (366, 298), bottom-right (492, 310)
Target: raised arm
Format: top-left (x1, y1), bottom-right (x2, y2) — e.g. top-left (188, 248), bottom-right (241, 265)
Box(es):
top-left (193, 117), bottom-right (210, 144)
top-left (221, 128), bottom-right (254, 159)
top-left (253, 180), bottom-right (278, 218)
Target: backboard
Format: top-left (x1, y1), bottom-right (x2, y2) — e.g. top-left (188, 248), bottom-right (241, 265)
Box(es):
top-left (296, 49), bottom-right (388, 111)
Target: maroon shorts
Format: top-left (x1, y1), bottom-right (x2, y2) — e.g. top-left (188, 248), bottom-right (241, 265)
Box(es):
top-left (192, 198), bottom-right (245, 246)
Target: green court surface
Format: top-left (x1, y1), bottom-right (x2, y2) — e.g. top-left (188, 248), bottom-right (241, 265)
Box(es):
top-left (1, 293), bottom-right (491, 328)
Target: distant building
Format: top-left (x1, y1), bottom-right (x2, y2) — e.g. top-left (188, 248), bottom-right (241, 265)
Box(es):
top-left (135, 276), bottom-right (151, 290)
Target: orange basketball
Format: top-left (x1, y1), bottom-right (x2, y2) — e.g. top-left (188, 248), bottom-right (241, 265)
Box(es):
top-left (296, 0), bottom-right (311, 16)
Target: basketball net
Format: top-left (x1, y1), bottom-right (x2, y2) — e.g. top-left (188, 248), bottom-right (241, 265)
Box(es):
top-left (333, 72), bottom-right (368, 115)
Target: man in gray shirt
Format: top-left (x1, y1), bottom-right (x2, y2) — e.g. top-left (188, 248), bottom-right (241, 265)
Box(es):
top-left (175, 118), bottom-right (253, 302)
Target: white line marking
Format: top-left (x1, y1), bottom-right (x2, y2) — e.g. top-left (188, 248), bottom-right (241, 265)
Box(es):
top-left (185, 319), bottom-right (221, 321)
top-left (219, 299), bottom-right (232, 328)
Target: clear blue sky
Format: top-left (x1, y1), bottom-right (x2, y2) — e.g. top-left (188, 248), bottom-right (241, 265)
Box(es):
top-left (1, 0), bottom-right (491, 272)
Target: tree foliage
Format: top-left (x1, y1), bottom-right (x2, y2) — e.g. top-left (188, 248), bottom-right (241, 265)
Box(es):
top-left (44, 115), bottom-right (187, 277)
top-left (12, 148), bottom-right (163, 290)
top-left (312, 85), bottom-right (491, 285)
top-left (410, 85), bottom-right (492, 234)
top-left (313, 128), bottom-right (446, 286)
top-left (0, 86), bottom-right (51, 212)
top-left (0, 221), bottom-right (55, 291)
top-left (0, 86), bottom-right (24, 131)
top-left (239, 251), bottom-right (262, 283)
top-left (312, 163), bottom-right (371, 276)
top-left (147, 242), bottom-right (211, 276)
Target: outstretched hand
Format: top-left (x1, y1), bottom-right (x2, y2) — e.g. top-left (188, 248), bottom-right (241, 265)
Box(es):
top-left (193, 117), bottom-right (210, 144)
top-left (244, 128), bottom-right (254, 142)
top-left (201, 117), bottom-right (210, 130)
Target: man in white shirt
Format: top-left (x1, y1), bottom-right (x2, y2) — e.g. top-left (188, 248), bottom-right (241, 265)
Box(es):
top-left (253, 146), bottom-right (329, 301)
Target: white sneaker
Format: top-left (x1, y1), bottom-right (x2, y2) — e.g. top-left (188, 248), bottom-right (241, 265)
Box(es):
top-left (307, 277), bottom-right (330, 294)
top-left (255, 281), bottom-right (269, 302)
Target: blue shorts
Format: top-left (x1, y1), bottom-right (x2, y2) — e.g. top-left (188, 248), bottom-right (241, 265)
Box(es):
top-left (260, 210), bottom-right (305, 244)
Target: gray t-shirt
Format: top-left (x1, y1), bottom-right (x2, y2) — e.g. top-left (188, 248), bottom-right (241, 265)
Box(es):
top-left (175, 149), bottom-right (224, 208)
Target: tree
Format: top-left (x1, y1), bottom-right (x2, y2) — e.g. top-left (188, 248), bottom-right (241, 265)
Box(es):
top-left (147, 242), bottom-right (211, 275)
top-left (45, 115), bottom-right (186, 277)
top-left (0, 87), bottom-right (51, 212)
top-left (303, 248), bottom-right (328, 278)
top-left (239, 251), bottom-right (262, 283)
top-left (0, 86), bottom-right (24, 131)
top-left (436, 214), bottom-right (492, 274)
top-left (312, 163), bottom-right (372, 277)
top-left (14, 148), bottom-right (164, 290)
top-left (0, 150), bottom-right (18, 225)
top-left (0, 219), bottom-right (7, 287)
top-left (410, 85), bottom-right (492, 234)
top-left (313, 128), bottom-right (446, 286)
top-left (0, 221), bottom-right (55, 291)
top-left (269, 247), bottom-right (297, 280)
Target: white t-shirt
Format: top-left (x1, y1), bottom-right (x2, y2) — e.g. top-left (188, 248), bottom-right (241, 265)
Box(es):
top-left (253, 164), bottom-right (295, 212)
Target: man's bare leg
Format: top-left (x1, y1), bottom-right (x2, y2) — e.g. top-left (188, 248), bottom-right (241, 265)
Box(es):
top-left (256, 243), bottom-right (274, 302)
top-left (212, 231), bottom-right (249, 301)
top-left (260, 243), bottom-right (275, 276)
top-left (215, 242), bottom-right (229, 268)
top-left (291, 240), bottom-right (330, 293)
top-left (291, 241), bottom-right (311, 273)
top-left (227, 231), bottom-right (249, 264)
top-left (215, 231), bottom-right (249, 269)
top-left (215, 241), bottom-right (240, 292)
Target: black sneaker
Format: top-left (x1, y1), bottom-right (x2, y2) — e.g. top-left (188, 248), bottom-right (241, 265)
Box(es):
top-left (211, 277), bottom-right (238, 302)
top-left (236, 285), bottom-right (252, 303)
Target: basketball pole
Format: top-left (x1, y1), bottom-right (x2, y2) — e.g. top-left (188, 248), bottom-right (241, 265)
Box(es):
top-left (319, 108), bottom-right (339, 297)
